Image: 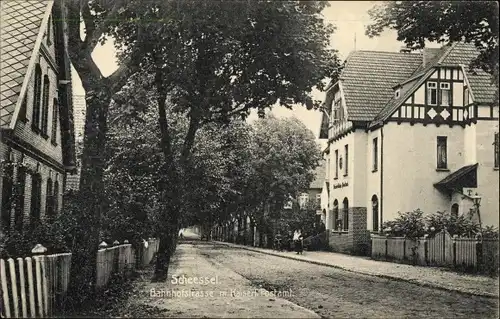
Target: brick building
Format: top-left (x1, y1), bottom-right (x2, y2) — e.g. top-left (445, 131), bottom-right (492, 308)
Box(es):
top-left (319, 42), bottom-right (498, 253)
top-left (0, 0), bottom-right (76, 235)
top-left (65, 94), bottom-right (85, 191)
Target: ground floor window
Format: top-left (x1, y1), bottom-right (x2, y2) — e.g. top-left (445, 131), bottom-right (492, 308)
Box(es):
top-left (14, 166), bottom-right (27, 231)
top-left (342, 197), bottom-right (349, 231)
top-left (333, 199), bottom-right (339, 230)
top-left (30, 173), bottom-right (42, 223)
top-left (1, 161), bottom-right (14, 230)
top-left (451, 203), bottom-right (459, 217)
top-left (372, 195), bottom-right (379, 232)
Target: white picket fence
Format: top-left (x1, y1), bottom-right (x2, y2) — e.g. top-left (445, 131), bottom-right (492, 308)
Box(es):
top-left (1, 238), bottom-right (160, 318)
top-left (0, 253), bottom-right (71, 318)
top-left (96, 239), bottom-right (159, 290)
top-left (372, 230), bottom-right (499, 272)
top-left (141, 238), bottom-right (160, 266)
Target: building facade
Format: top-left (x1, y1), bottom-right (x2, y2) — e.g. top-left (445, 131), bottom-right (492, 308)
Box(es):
top-left (0, 0), bottom-right (76, 235)
top-left (319, 43), bottom-right (499, 240)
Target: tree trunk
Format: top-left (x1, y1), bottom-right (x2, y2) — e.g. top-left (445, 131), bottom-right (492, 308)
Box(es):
top-left (68, 89), bottom-right (111, 297)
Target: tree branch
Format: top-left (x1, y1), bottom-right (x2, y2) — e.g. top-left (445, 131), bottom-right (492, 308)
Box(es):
top-left (82, 0), bottom-right (126, 53)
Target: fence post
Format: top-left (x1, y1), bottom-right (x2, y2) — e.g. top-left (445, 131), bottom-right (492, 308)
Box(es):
top-left (0, 259), bottom-right (10, 318)
top-left (452, 235), bottom-right (458, 268)
top-left (403, 236), bottom-right (407, 260)
top-left (384, 234), bottom-right (389, 260)
top-left (32, 244), bottom-right (48, 317)
top-left (475, 234), bottom-right (482, 272)
top-left (423, 234), bottom-right (429, 265)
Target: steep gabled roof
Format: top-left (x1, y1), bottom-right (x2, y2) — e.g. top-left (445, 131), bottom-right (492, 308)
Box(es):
top-left (0, 0), bottom-right (51, 127)
top-left (340, 50), bottom-right (423, 122)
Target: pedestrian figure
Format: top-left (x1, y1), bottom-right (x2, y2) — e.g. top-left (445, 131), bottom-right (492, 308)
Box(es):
top-left (293, 229), bottom-right (304, 254)
top-left (274, 232), bottom-right (283, 251)
top-left (179, 229), bottom-right (184, 240)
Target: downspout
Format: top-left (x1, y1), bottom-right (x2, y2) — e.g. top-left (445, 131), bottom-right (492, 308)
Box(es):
top-left (380, 125), bottom-right (384, 231)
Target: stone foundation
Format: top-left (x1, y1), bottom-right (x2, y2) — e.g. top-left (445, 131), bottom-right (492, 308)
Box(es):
top-left (327, 207), bottom-right (371, 255)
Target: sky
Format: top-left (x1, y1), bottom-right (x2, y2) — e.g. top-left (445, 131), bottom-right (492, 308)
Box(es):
top-left (71, 1), bottom-right (416, 147)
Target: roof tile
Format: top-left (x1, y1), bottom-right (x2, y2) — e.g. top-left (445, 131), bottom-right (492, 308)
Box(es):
top-left (0, 0), bottom-right (48, 128)
top-left (340, 51), bottom-right (423, 121)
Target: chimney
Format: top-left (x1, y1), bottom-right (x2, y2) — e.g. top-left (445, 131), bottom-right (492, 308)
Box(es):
top-left (400, 47), bottom-right (412, 53)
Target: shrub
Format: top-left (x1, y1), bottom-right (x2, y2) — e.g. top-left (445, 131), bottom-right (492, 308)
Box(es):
top-left (382, 209), bottom-right (426, 239)
top-left (425, 210), bottom-right (479, 237)
top-left (0, 217), bottom-right (70, 259)
top-left (382, 209), bottom-right (498, 240)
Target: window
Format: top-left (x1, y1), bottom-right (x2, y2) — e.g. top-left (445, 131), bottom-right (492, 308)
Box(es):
top-left (14, 166), bottom-right (26, 231)
top-left (1, 160), bottom-right (14, 231)
top-left (373, 138), bottom-right (378, 172)
top-left (54, 180), bottom-right (59, 214)
top-left (51, 98), bottom-right (58, 144)
top-left (395, 89), bottom-right (401, 99)
top-left (47, 16), bottom-right (52, 45)
top-left (344, 144), bottom-right (348, 176)
top-left (316, 193), bottom-right (321, 205)
top-left (32, 64), bottom-right (42, 130)
top-left (342, 198), bottom-right (349, 231)
top-left (372, 195), bottom-right (379, 232)
top-left (494, 132), bottom-right (499, 168)
top-left (335, 150), bottom-right (339, 179)
top-left (451, 204), bottom-right (459, 217)
top-left (299, 193), bottom-right (309, 209)
top-left (440, 82), bottom-right (451, 106)
top-left (45, 178), bottom-right (54, 217)
top-left (427, 82), bottom-right (437, 105)
top-left (333, 199), bottom-right (339, 230)
top-left (19, 95), bottom-right (28, 121)
top-left (437, 136), bottom-right (448, 169)
top-left (30, 174), bottom-right (42, 223)
top-left (464, 87), bottom-right (470, 106)
top-left (41, 75), bottom-right (50, 136)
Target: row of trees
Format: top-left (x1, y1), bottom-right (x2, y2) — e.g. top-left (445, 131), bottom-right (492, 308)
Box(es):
top-left (102, 96), bottom-right (322, 256)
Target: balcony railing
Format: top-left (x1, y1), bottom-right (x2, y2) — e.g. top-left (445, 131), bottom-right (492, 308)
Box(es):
top-left (328, 121), bottom-right (354, 142)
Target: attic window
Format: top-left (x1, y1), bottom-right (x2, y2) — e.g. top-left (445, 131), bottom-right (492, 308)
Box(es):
top-left (395, 89), bottom-right (401, 99)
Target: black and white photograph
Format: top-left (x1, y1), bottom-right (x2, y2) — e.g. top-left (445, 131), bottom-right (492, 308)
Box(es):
top-left (0, 0), bottom-right (498, 318)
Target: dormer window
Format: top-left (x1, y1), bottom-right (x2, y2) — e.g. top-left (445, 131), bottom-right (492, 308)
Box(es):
top-left (395, 89), bottom-right (401, 99)
top-left (427, 82), bottom-right (437, 105)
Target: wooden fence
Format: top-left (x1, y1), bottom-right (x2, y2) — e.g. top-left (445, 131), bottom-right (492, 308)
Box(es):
top-left (0, 252), bottom-right (71, 318)
top-left (1, 238), bottom-right (160, 318)
top-left (372, 230), bottom-right (499, 273)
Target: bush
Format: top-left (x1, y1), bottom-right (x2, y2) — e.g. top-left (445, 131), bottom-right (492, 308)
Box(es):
top-left (0, 217), bottom-right (70, 259)
top-left (382, 209), bottom-right (426, 239)
top-left (382, 209), bottom-right (498, 240)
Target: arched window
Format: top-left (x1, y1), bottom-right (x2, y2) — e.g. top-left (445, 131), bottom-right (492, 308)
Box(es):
top-left (53, 180), bottom-right (59, 214)
top-left (1, 157), bottom-right (14, 231)
top-left (45, 178), bottom-right (53, 217)
top-left (451, 203), bottom-right (459, 217)
top-left (333, 199), bottom-right (339, 230)
top-left (32, 64), bottom-right (42, 129)
top-left (343, 197), bottom-right (349, 231)
top-left (30, 173), bottom-right (42, 223)
top-left (41, 75), bottom-right (50, 135)
top-left (14, 166), bottom-right (27, 231)
top-left (51, 98), bottom-right (58, 144)
top-left (372, 195), bottom-right (379, 232)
